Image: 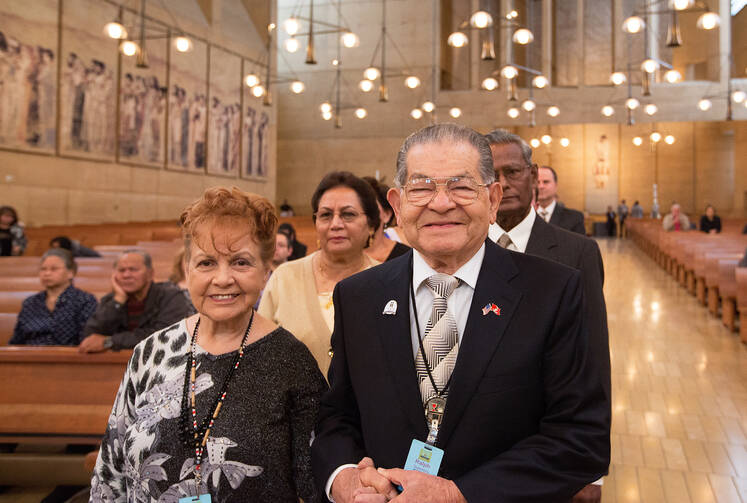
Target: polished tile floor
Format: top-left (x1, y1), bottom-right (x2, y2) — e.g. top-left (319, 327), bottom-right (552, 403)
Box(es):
top-left (600, 238), bottom-right (747, 502)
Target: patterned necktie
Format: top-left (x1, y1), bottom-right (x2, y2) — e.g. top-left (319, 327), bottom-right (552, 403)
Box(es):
top-left (538, 209), bottom-right (549, 222)
top-left (415, 273), bottom-right (460, 405)
top-left (497, 233), bottom-right (513, 249)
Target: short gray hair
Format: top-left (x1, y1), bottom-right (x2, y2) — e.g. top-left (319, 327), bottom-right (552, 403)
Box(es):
top-left (394, 123), bottom-right (496, 187)
top-left (484, 129), bottom-right (533, 166)
top-left (42, 248), bottom-right (77, 274)
top-left (115, 249), bottom-right (153, 270)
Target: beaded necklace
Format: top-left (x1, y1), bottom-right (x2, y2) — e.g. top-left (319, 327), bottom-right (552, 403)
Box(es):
top-left (179, 311), bottom-right (255, 487)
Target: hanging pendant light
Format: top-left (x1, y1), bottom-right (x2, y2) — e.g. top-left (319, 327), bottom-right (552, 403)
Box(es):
top-left (666, 11), bottom-right (683, 48)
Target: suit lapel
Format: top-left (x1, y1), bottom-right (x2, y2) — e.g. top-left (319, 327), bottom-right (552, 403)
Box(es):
top-left (437, 241), bottom-right (522, 448)
top-left (375, 253), bottom-right (429, 437)
top-left (525, 218), bottom-right (559, 261)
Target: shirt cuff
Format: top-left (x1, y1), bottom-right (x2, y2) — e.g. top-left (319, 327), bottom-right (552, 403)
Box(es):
top-left (592, 477), bottom-right (604, 486)
top-left (325, 464), bottom-right (358, 502)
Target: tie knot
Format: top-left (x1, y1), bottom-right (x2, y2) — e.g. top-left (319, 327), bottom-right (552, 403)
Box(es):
top-left (425, 273), bottom-right (459, 299)
top-left (497, 233), bottom-right (513, 249)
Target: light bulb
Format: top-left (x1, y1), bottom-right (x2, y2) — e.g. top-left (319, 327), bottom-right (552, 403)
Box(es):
top-left (601, 105), bottom-right (615, 117)
top-left (632, 136), bottom-right (643, 146)
top-left (530, 138), bottom-right (541, 148)
top-left (650, 132), bottom-right (662, 143)
top-left (622, 16), bottom-right (645, 33)
top-left (331, 59), bottom-right (339, 66)
top-left (698, 98), bottom-right (712, 111)
top-left (547, 106), bottom-right (560, 117)
top-left (671, 0), bottom-right (694, 10)
top-left (532, 75), bottom-right (549, 89)
top-left (610, 72), bottom-right (627, 86)
top-left (696, 12), bottom-right (719, 30)
top-left (320, 102), bottom-right (332, 114)
top-left (405, 76), bottom-right (421, 89)
top-left (355, 108), bottom-right (367, 119)
top-left (290, 81), bottom-right (305, 94)
top-left (120, 40), bottom-right (139, 57)
top-left (252, 85), bottom-right (265, 98)
top-left (284, 37), bottom-right (300, 53)
top-left (341, 32), bottom-right (360, 48)
top-left (501, 65), bottom-right (518, 79)
top-left (664, 69), bottom-right (682, 83)
top-left (284, 17), bottom-right (300, 35)
top-left (507, 10), bottom-right (518, 19)
top-left (644, 103), bottom-right (658, 115)
top-left (626, 97), bottom-right (640, 110)
top-left (359, 79), bottom-right (374, 92)
top-left (449, 107), bottom-right (462, 118)
top-left (521, 99), bottom-right (536, 112)
top-left (422, 101), bottom-right (435, 113)
top-left (104, 22), bottom-right (127, 40)
top-left (470, 11), bottom-right (493, 28)
top-left (447, 32), bottom-right (469, 48)
top-left (512, 28), bottom-right (534, 45)
top-left (560, 137), bottom-right (570, 147)
top-left (664, 135), bottom-right (676, 144)
top-left (410, 108), bottom-right (423, 120)
top-left (541, 134), bottom-right (552, 145)
top-left (322, 111), bottom-right (333, 121)
top-left (244, 74), bottom-right (259, 87)
top-left (732, 90), bottom-right (746, 103)
top-left (364, 67), bottom-right (380, 81)
top-left (641, 59), bottom-right (660, 73)
top-left (507, 107), bottom-right (520, 119)
top-left (481, 77), bottom-right (499, 91)
top-left (174, 36), bottom-right (193, 53)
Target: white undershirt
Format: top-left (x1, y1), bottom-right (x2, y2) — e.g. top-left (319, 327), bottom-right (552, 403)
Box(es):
top-left (488, 206), bottom-right (537, 253)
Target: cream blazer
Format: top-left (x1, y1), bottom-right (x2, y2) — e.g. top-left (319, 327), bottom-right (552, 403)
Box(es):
top-left (258, 251), bottom-right (379, 377)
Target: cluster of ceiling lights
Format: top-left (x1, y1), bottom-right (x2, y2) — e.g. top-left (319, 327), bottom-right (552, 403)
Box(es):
top-left (527, 135), bottom-right (570, 148)
top-left (104, 13), bottom-right (195, 62)
top-left (631, 132), bottom-right (676, 146)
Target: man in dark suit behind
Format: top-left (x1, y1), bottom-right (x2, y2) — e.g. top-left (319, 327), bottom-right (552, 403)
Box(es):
top-left (536, 165), bottom-right (586, 235)
top-left (485, 129), bottom-right (611, 503)
top-left (311, 124), bottom-right (609, 502)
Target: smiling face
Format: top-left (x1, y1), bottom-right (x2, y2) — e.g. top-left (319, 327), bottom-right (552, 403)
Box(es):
top-left (39, 255), bottom-right (74, 290)
top-left (388, 140), bottom-right (501, 272)
top-left (315, 186), bottom-right (371, 258)
top-left (186, 222), bottom-right (269, 323)
top-left (114, 253), bottom-right (154, 297)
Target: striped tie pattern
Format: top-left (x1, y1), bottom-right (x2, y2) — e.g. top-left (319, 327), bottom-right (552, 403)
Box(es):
top-left (497, 233), bottom-right (513, 249)
top-left (415, 273), bottom-right (460, 405)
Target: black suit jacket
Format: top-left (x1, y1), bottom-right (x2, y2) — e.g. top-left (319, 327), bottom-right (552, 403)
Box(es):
top-left (525, 217), bottom-right (611, 418)
top-left (312, 240), bottom-right (609, 502)
top-left (549, 202), bottom-right (586, 235)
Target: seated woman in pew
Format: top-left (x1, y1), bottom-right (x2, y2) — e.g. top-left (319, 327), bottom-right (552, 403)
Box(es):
top-left (699, 204), bottom-right (721, 234)
top-left (0, 205), bottom-right (27, 256)
top-left (90, 187), bottom-right (326, 502)
top-left (9, 248), bottom-right (98, 345)
top-left (49, 235), bottom-right (102, 257)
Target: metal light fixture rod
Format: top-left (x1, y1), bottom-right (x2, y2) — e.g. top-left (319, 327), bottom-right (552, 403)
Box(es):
top-left (334, 3), bottom-right (342, 128)
top-left (430, 0), bottom-right (437, 124)
top-left (306, 0), bottom-right (316, 64)
top-left (379, 0), bottom-right (388, 102)
top-left (264, 21), bottom-right (273, 106)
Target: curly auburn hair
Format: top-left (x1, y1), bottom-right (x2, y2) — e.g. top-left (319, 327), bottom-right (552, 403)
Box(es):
top-left (180, 187), bottom-right (278, 263)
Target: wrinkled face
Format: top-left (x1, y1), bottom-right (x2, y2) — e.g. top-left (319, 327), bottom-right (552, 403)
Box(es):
top-left (491, 143), bottom-right (536, 218)
top-left (39, 255), bottom-right (73, 290)
top-left (114, 253), bottom-right (153, 295)
top-left (537, 167), bottom-right (557, 203)
top-left (186, 223), bottom-right (269, 322)
top-left (388, 141), bottom-right (501, 265)
top-left (315, 186), bottom-right (371, 256)
top-left (273, 233), bottom-right (292, 264)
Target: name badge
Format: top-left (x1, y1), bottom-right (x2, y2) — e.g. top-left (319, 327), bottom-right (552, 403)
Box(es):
top-left (403, 439), bottom-right (444, 476)
top-left (179, 495), bottom-right (211, 503)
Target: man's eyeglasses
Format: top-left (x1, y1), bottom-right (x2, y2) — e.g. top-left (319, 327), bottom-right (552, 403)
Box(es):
top-left (403, 176), bottom-right (488, 206)
top-left (495, 163), bottom-right (535, 182)
top-left (314, 209), bottom-right (363, 224)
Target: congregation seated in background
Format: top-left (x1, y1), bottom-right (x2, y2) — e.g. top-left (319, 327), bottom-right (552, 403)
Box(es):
top-left (10, 248), bottom-right (98, 346)
top-left (0, 205), bottom-right (27, 256)
top-left (50, 235), bottom-right (102, 257)
top-left (79, 249), bottom-right (194, 352)
top-left (662, 203), bottom-right (691, 231)
top-left (363, 176), bottom-right (411, 262)
top-left (259, 171), bottom-right (381, 376)
top-left (699, 204), bottom-right (721, 234)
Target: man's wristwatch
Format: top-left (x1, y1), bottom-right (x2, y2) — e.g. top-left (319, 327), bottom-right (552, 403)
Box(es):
top-left (102, 337), bottom-right (114, 350)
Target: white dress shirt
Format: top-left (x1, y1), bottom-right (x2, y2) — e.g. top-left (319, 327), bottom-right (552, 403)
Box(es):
top-left (488, 207), bottom-right (537, 252)
top-left (325, 244), bottom-right (487, 501)
top-left (537, 199), bottom-right (556, 223)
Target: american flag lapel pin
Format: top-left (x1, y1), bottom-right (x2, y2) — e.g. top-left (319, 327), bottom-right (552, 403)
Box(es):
top-left (481, 303), bottom-right (501, 316)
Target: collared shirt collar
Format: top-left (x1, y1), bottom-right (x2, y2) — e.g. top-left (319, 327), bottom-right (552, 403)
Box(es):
top-left (539, 199), bottom-right (557, 221)
top-left (412, 242), bottom-right (485, 291)
top-left (488, 206), bottom-right (536, 253)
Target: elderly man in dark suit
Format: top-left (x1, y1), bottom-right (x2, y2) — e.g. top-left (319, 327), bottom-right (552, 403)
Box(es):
top-left (311, 123), bottom-right (609, 503)
top-left (485, 128), bottom-right (611, 503)
top-left (535, 165), bottom-right (586, 235)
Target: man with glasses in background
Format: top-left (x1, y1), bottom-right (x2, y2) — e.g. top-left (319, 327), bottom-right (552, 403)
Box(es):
top-left (312, 123), bottom-right (609, 503)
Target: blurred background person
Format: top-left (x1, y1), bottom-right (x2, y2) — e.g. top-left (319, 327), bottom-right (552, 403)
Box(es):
top-left (605, 206), bottom-right (617, 237)
top-left (699, 204), bottom-right (721, 234)
top-left (363, 176), bottom-right (410, 262)
top-left (259, 171), bottom-right (380, 376)
top-left (10, 248), bottom-right (97, 345)
top-left (0, 205), bottom-right (26, 256)
top-left (278, 222), bottom-right (307, 260)
top-left (50, 235), bottom-right (102, 257)
top-left (662, 203), bottom-right (690, 231)
top-left (630, 200), bottom-right (644, 219)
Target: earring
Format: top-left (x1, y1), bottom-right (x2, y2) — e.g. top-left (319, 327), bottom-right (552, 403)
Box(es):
top-left (316, 239), bottom-right (321, 249)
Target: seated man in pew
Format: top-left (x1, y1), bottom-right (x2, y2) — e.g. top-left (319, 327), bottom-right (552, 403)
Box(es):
top-left (662, 203), bottom-right (691, 231)
top-left (10, 249), bottom-right (98, 345)
top-left (49, 235), bottom-right (102, 257)
top-left (79, 250), bottom-right (193, 352)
